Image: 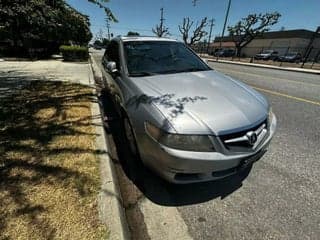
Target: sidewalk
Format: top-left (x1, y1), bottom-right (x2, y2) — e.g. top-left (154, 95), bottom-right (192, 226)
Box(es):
top-left (202, 56), bottom-right (320, 75)
top-left (0, 59), bottom-right (94, 84)
top-left (0, 59), bottom-right (128, 240)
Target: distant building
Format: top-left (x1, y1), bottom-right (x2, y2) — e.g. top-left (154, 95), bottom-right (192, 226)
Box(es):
top-left (212, 29), bottom-right (320, 58)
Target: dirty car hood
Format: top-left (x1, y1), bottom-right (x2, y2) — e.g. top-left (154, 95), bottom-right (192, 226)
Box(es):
top-left (131, 70), bottom-right (269, 135)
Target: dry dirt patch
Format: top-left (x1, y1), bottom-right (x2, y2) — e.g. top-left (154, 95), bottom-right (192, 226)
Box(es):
top-left (0, 80), bottom-right (108, 240)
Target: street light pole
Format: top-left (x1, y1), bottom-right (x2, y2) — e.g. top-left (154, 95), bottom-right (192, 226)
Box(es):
top-left (219, 0), bottom-right (231, 50)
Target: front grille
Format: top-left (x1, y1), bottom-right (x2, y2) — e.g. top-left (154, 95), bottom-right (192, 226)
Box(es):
top-left (220, 119), bottom-right (268, 152)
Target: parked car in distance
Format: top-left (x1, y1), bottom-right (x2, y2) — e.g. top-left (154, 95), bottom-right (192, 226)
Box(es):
top-left (254, 50), bottom-right (278, 60)
top-left (276, 52), bottom-right (302, 63)
top-left (213, 48), bottom-right (235, 57)
top-left (102, 36), bottom-right (277, 184)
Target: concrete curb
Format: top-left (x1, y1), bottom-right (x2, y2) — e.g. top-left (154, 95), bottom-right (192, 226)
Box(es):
top-left (206, 59), bottom-right (320, 75)
top-left (89, 55), bottom-right (130, 240)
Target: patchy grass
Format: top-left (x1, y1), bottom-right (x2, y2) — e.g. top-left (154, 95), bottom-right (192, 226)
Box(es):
top-left (0, 80), bottom-right (108, 240)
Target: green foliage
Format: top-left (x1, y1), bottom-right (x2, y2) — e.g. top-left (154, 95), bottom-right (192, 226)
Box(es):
top-left (94, 40), bottom-right (103, 46)
top-left (127, 31), bottom-right (140, 36)
top-left (228, 12), bottom-right (281, 56)
top-left (0, 0), bottom-right (92, 57)
top-left (87, 0), bottom-right (117, 22)
top-left (59, 45), bottom-right (89, 61)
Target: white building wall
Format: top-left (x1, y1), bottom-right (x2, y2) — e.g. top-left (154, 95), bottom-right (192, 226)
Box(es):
top-left (242, 38), bottom-right (318, 57)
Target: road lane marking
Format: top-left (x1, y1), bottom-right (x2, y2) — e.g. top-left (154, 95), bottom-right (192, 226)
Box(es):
top-left (214, 67), bottom-right (320, 88)
top-left (252, 86), bottom-right (320, 106)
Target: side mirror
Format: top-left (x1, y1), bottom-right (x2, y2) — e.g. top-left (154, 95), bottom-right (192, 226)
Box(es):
top-left (106, 61), bottom-right (118, 73)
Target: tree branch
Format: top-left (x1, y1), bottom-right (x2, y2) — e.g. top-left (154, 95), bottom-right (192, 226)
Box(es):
top-left (227, 12), bottom-right (281, 56)
top-left (179, 17), bottom-right (207, 45)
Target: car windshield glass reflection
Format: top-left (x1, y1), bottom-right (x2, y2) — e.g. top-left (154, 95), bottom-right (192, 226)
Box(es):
top-left (124, 41), bottom-right (210, 76)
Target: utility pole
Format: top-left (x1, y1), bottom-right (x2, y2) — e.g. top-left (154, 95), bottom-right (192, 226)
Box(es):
top-left (207, 18), bottom-right (215, 53)
top-left (160, 7), bottom-right (164, 31)
top-left (106, 19), bottom-right (111, 40)
top-left (153, 7), bottom-right (169, 37)
top-left (219, 0), bottom-right (231, 50)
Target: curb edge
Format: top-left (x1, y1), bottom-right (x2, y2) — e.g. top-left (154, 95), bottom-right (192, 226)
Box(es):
top-left (206, 59), bottom-right (320, 75)
top-left (89, 54), bottom-right (130, 240)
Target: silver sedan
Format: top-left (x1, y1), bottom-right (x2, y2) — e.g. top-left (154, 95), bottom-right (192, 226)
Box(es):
top-left (102, 36), bottom-right (277, 184)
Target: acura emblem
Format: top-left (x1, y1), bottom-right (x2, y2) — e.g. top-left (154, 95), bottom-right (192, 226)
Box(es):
top-left (246, 131), bottom-right (257, 145)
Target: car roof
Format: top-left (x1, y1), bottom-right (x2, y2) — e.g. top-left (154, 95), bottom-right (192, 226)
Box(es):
top-left (116, 36), bottom-right (178, 42)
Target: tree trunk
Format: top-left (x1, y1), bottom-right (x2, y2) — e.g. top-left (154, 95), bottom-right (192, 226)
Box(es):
top-left (236, 45), bottom-right (242, 57)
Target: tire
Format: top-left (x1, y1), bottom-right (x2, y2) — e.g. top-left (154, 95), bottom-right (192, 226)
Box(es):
top-left (121, 113), bottom-right (145, 182)
top-left (122, 114), bottom-right (139, 158)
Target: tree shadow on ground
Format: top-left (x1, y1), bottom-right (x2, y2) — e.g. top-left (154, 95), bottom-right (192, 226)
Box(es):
top-left (100, 90), bottom-right (252, 207)
top-left (0, 71), bottom-right (102, 239)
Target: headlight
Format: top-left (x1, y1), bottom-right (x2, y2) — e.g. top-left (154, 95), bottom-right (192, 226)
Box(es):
top-left (145, 122), bottom-right (215, 152)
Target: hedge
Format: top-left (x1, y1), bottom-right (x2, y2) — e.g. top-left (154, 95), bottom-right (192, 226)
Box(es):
top-left (59, 45), bottom-right (89, 61)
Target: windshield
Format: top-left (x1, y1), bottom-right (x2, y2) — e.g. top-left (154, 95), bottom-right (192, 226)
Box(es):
top-left (123, 41), bottom-right (210, 76)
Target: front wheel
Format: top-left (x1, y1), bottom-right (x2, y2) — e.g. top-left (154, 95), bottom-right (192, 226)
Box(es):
top-left (122, 116), bottom-right (146, 182)
top-left (123, 117), bottom-right (139, 157)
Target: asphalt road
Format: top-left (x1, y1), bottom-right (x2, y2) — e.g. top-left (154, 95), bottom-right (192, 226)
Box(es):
top-left (92, 50), bottom-right (320, 240)
top-left (180, 62), bottom-right (320, 240)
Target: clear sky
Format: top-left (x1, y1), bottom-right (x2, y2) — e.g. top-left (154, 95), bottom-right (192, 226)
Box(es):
top-left (67, 0), bottom-right (320, 41)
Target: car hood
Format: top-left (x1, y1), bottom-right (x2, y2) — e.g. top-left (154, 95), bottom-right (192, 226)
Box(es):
top-left (131, 70), bottom-right (269, 135)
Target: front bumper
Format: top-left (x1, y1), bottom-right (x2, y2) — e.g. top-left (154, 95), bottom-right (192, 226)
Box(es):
top-left (136, 115), bottom-right (276, 184)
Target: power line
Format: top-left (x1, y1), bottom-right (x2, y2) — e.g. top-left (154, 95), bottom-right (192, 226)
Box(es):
top-left (90, 24), bottom-right (181, 38)
top-left (91, 25), bottom-right (151, 32)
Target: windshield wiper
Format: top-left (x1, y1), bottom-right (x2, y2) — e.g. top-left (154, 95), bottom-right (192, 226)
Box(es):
top-left (129, 72), bottom-right (157, 77)
top-left (179, 68), bottom-right (208, 73)
top-left (156, 68), bottom-right (209, 75)
top-left (159, 69), bottom-right (180, 74)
